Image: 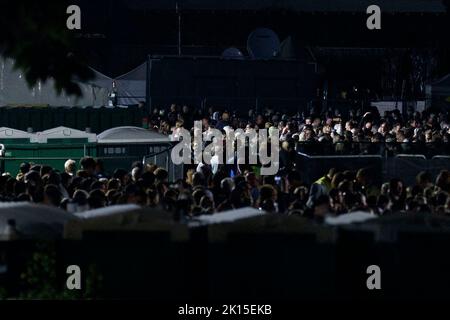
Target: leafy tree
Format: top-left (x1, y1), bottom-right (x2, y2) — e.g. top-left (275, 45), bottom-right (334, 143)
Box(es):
top-left (0, 242), bottom-right (103, 300)
top-left (0, 2), bottom-right (93, 96)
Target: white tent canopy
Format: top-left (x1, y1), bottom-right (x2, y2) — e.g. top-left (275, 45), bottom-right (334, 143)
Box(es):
top-left (0, 57), bottom-right (110, 107)
top-left (0, 57), bottom-right (147, 107)
top-left (88, 62), bottom-right (147, 106)
top-left (114, 62), bottom-right (147, 106)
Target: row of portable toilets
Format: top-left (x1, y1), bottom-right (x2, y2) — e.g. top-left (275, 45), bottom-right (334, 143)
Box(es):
top-left (0, 126), bottom-right (182, 180)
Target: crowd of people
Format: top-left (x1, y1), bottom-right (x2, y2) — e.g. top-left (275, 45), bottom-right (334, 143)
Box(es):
top-left (1, 154), bottom-right (449, 220)
top-left (0, 103), bottom-right (449, 219)
top-left (149, 104), bottom-right (450, 157)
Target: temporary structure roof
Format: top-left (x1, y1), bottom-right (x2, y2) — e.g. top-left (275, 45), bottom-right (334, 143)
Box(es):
top-left (97, 126), bottom-right (170, 144)
top-left (34, 126), bottom-right (97, 143)
top-left (190, 207), bottom-right (266, 226)
top-left (0, 127), bottom-right (35, 140)
top-left (0, 202), bottom-right (77, 240)
top-left (325, 211), bottom-right (378, 226)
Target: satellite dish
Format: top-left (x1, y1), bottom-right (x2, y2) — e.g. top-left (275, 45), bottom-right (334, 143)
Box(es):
top-left (221, 47), bottom-right (245, 60)
top-left (247, 28), bottom-right (280, 59)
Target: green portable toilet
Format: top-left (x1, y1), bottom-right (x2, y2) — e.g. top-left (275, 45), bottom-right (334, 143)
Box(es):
top-left (97, 126), bottom-right (177, 178)
top-left (34, 126), bottom-right (97, 171)
top-left (0, 127), bottom-right (37, 175)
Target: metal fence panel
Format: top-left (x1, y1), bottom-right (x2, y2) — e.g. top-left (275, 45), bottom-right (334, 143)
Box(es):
top-left (297, 153), bottom-right (450, 187)
top-left (296, 154), bottom-right (383, 185)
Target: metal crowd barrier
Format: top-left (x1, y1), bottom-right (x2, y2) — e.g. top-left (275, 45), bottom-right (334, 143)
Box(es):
top-left (297, 153), bottom-right (450, 186)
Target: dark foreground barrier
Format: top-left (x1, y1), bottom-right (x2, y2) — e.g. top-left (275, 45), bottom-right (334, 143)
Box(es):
top-left (2, 220), bottom-right (450, 300)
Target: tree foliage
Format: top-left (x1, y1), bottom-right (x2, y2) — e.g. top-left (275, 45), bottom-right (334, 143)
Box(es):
top-left (0, 2), bottom-right (93, 96)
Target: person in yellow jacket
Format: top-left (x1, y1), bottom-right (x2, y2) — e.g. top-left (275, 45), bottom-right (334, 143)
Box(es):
top-left (307, 168), bottom-right (336, 208)
top-left (315, 168), bottom-right (335, 192)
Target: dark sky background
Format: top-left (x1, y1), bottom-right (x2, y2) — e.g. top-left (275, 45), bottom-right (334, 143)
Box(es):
top-left (71, 0), bottom-right (449, 77)
top-left (80, 0), bottom-right (448, 12)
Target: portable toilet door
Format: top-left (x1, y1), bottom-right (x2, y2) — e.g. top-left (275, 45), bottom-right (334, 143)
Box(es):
top-left (0, 127), bottom-right (36, 175)
top-left (0, 143), bottom-right (5, 173)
